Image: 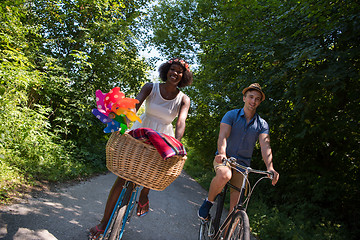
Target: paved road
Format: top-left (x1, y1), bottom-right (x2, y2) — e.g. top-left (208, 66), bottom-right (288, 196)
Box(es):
top-left (0, 171), bottom-right (215, 240)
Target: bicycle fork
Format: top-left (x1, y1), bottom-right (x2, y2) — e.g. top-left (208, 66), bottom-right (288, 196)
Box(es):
top-left (117, 186), bottom-right (139, 239)
top-left (102, 182), bottom-right (139, 240)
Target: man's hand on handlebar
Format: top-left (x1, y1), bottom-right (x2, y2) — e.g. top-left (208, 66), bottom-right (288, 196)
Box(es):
top-left (268, 169), bottom-right (279, 186)
top-left (214, 154), bottom-right (227, 164)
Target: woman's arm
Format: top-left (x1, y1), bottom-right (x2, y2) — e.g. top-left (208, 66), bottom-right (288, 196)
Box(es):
top-left (126, 83), bottom-right (152, 126)
top-left (134, 82), bottom-right (153, 112)
top-left (174, 94), bottom-right (190, 141)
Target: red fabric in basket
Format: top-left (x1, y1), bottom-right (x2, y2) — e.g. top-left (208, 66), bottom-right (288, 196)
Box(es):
top-left (128, 128), bottom-right (187, 160)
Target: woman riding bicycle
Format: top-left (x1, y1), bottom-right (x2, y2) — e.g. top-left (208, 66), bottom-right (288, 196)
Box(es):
top-left (198, 83), bottom-right (279, 220)
top-left (90, 58), bottom-right (193, 239)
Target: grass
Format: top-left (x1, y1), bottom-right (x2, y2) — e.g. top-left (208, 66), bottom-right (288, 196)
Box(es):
top-left (0, 147), bottom-right (107, 205)
top-left (0, 160), bottom-right (27, 204)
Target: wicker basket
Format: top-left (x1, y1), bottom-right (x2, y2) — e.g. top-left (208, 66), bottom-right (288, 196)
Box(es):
top-left (106, 132), bottom-right (187, 191)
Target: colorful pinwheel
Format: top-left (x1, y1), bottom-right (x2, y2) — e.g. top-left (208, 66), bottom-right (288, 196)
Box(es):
top-left (92, 87), bottom-right (142, 134)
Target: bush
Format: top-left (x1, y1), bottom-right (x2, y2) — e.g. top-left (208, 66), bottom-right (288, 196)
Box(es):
top-left (248, 197), bottom-right (349, 240)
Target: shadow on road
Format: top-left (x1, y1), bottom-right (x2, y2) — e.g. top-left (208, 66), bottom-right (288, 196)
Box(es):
top-left (0, 171), bottom-right (209, 240)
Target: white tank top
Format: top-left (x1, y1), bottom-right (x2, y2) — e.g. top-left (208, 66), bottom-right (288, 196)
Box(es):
top-left (131, 83), bottom-right (184, 137)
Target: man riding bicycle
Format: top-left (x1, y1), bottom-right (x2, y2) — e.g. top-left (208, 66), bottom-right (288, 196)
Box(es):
top-left (198, 83), bottom-right (280, 220)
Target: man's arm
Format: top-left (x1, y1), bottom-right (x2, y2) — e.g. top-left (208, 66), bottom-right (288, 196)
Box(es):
top-left (215, 123), bottom-right (232, 163)
top-left (259, 133), bottom-right (279, 186)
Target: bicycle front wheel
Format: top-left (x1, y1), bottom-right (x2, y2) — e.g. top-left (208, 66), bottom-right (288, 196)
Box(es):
top-left (108, 182), bottom-right (135, 240)
top-left (224, 210), bottom-right (250, 240)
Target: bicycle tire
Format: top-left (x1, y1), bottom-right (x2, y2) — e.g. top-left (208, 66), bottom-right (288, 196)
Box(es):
top-left (198, 219), bottom-right (211, 240)
top-left (224, 210), bottom-right (250, 240)
top-left (108, 182), bottom-right (135, 240)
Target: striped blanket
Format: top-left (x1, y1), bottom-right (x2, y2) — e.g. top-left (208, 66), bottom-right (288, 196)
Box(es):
top-left (128, 128), bottom-right (187, 160)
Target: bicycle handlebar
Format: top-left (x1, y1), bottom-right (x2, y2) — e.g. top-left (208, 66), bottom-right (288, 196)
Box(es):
top-left (223, 157), bottom-right (274, 179)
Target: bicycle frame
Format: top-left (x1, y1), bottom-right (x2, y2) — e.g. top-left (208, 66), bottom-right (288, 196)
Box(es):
top-left (209, 157), bottom-right (273, 239)
top-left (225, 157), bottom-right (273, 211)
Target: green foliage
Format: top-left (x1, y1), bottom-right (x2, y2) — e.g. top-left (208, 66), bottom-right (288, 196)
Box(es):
top-left (26, 0), bottom-right (150, 160)
top-left (0, 0), bottom-right (151, 202)
top-left (248, 196), bottom-right (349, 240)
top-left (1, 1), bottom-right (359, 239)
top-left (183, 145), bottom-right (215, 190)
top-left (146, 0), bottom-right (360, 239)
top-left (0, 159), bottom-right (23, 203)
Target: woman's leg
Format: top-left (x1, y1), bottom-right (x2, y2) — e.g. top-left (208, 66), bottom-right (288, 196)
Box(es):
top-left (137, 187), bottom-right (150, 216)
top-left (90, 177), bottom-right (125, 237)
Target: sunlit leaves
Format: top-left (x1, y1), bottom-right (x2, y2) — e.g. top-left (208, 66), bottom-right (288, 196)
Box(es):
top-left (0, 0), bottom-right (151, 193)
top-left (145, 0), bottom-right (360, 238)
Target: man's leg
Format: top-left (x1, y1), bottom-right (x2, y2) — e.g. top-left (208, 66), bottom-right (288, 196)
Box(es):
top-left (228, 169), bottom-right (246, 212)
top-left (198, 161), bottom-right (232, 220)
top-left (229, 191), bottom-right (241, 212)
top-left (208, 166), bottom-right (232, 202)
top-left (221, 171), bottom-right (244, 236)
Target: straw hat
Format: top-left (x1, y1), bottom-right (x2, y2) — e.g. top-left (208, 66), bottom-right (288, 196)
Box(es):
top-left (242, 83), bottom-right (265, 101)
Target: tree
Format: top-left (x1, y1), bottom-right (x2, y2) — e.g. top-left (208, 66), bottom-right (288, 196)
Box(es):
top-left (0, 0), bottom-right (152, 187)
top-left (25, 0), bottom-right (150, 164)
top-left (144, 0), bottom-right (360, 238)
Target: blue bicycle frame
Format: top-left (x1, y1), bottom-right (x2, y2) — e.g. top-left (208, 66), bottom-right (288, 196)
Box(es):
top-left (102, 181), bottom-right (140, 239)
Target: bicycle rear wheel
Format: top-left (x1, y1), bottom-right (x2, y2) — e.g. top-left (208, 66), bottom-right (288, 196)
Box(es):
top-left (107, 182), bottom-right (135, 240)
top-left (224, 210), bottom-right (250, 240)
top-left (198, 218), bottom-right (212, 240)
